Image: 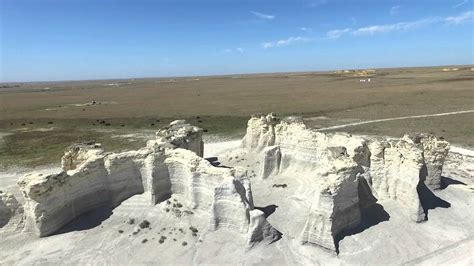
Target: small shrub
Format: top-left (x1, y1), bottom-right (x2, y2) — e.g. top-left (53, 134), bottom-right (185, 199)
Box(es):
top-left (139, 220), bottom-right (151, 229)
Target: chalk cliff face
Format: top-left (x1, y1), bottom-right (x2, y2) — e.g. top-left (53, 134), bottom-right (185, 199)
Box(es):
top-left (155, 119), bottom-right (204, 157)
top-left (18, 121), bottom-right (278, 245)
top-left (403, 133), bottom-right (450, 190)
top-left (247, 209), bottom-right (282, 247)
top-left (243, 113), bottom-right (450, 251)
top-left (300, 152), bottom-right (361, 251)
top-left (367, 139), bottom-right (426, 222)
top-left (18, 143), bottom-right (145, 237)
top-left (443, 147), bottom-right (474, 182)
top-left (244, 114), bottom-right (370, 175)
top-left (0, 191), bottom-right (23, 230)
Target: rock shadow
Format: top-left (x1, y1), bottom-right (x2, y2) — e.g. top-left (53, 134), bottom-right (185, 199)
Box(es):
top-left (417, 182), bottom-right (451, 221)
top-left (334, 203), bottom-right (390, 254)
top-left (440, 176), bottom-right (467, 190)
top-left (255, 204), bottom-right (278, 218)
top-left (269, 229), bottom-right (283, 245)
top-left (205, 157), bottom-right (231, 168)
top-left (55, 205), bottom-right (113, 235)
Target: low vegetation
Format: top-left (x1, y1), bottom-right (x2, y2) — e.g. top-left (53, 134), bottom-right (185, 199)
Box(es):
top-left (1, 66), bottom-right (473, 169)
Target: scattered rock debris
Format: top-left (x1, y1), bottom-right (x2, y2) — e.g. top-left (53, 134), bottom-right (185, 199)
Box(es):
top-left (138, 220), bottom-right (151, 229)
top-left (159, 236), bottom-right (167, 244)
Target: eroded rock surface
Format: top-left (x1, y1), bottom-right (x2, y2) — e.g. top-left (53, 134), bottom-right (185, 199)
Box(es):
top-left (367, 139), bottom-right (426, 222)
top-left (247, 209), bottom-right (282, 247)
top-left (242, 113), bottom-right (451, 251)
top-left (155, 119), bottom-right (204, 157)
top-left (404, 133), bottom-right (450, 190)
top-left (18, 121), bottom-right (278, 244)
top-left (443, 147), bottom-right (474, 182)
top-left (0, 191), bottom-right (23, 231)
top-left (300, 152), bottom-right (360, 251)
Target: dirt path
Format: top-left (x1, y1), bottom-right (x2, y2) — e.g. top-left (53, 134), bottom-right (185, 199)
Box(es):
top-left (316, 110), bottom-right (474, 131)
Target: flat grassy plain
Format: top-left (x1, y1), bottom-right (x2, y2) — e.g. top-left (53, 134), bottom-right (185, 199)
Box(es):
top-left (1, 65), bottom-right (473, 168)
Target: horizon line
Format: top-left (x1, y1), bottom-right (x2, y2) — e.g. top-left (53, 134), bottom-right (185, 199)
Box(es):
top-left (1, 63), bottom-right (473, 84)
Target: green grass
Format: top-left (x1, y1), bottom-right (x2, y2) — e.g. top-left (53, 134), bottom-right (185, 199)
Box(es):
top-left (0, 115), bottom-right (249, 169)
top-left (0, 129), bottom-right (145, 168)
top-left (324, 113), bottom-right (474, 148)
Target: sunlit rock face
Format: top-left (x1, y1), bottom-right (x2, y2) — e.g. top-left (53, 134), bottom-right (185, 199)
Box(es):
top-left (242, 113), bottom-right (451, 251)
top-left (443, 146), bottom-right (474, 182)
top-left (403, 133), bottom-right (450, 190)
top-left (155, 119), bottom-right (204, 157)
top-left (18, 121), bottom-right (279, 245)
top-left (300, 152), bottom-right (361, 251)
top-left (367, 139), bottom-right (426, 222)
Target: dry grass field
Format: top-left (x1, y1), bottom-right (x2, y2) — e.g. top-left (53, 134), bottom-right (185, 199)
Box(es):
top-left (1, 65), bottom-right (473, 168)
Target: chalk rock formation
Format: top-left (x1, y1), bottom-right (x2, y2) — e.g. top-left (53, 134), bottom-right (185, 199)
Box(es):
top-left (260, 146), bottom-right (281, 179)
top-left (300, 152), bottom-right (361, 251)
top-left (243, 114), bottom-right (370, 250)
top-left (367, 139), bottom-right (426, 222)
top-left (403, 133), bottom-right (450, 190)
top-left (247, 209), bottom-right (281, 247)
top-left (61, 141), bottom-right (104, 171)
top-left (443, 146), bottom-right (474, 182)
top-left (0, 191), bottom-right (23, 230)
top-left (155, 119), bottom-right (204, 157)
top-left (244, 113), bottom-right (370, 173)
top-left (18, 120), bottom-right (278, 245)
top-left (243, 113), bottom-right (451, 251)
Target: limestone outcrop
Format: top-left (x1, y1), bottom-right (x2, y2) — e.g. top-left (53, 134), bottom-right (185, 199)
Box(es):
top-left (367, 139), bottom-right (426, 222)
top-left (0, 191), bottom-right (23, 230)
top-left (243, 113), bottom-right (451, 251)
top-left (443, 146), bottom-right (474, 182)
top-left (155, 119), bottom-right (204, 157)
top-left (404, 133), bottom-right (450, 190)
top-left (260, 146), bottom-right (281, 179)
top-left (247, 209), bottom-right (282, 247)
top-left (18, 121), bottom-right (279, 245)
top-left (300, 152), bottom-right (361, 251)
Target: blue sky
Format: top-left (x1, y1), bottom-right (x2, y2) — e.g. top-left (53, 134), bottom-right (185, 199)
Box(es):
top-left (1, 0), bottom-right (473, 82)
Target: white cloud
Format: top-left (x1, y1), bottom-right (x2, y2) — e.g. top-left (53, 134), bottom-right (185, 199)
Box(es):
top-left (308, 0), bottom-right (327, 8)
top-left (390, 5), bottom-right (400, 15)
top-left (326, 11), bottom-right (473, 40)
top-left (222, 48), bottom-right (244, 54)
top-left (444, 11), bottom-right (474, 25)
top-left (326, 28), bottom-right (351, 39)
top-left (261, 36), bottom-right (311, 49)
top-left (261, 42), bottom-right (273, 49)
top-left (251, 11), bottom-right (275, 20)
top-left (299, 27), bottom-right (311, 31)
top-left (453, 0), bottom-right (468, 8)
top-left (352, 18), bottom-right (436, 36)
